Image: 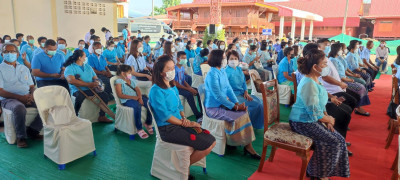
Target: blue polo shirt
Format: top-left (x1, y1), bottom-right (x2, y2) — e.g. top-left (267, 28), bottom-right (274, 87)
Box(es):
top-left (74, 48), bottom-right (90, 57)
top-left (57, 49), bottom-right (73, 61)
top-left (143, 41), bottom-right (151, 60)
top-left (277, 57), bottom-right (294, 83)
top-left (0, 62), bottom-right (34, 100)
top-left (20, 44), bottom-right (37, 61)
top-left (33, 48), bottom-right (44, 56)
top-left (31, 51), bottom-right (65, 81)
top-left (64, 63), bottom-right (96, 94)
top-left (88, 54), bottom-right (107, 72)
top-left (103, 49), bottom-right (118, 64)
top-left (174, 65), bottom-right (186, 85)
top-left (20, 41), bottom-right (27, 50)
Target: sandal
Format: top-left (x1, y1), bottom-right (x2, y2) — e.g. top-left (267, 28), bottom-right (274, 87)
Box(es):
top-left (354, 110), bottom-right (370, 116)
top-left (137, 130), bottom-right (149, 139)
top-left (145, 124), bottom-right (154, 135)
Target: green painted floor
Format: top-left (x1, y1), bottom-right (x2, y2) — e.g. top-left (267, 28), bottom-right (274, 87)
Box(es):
top-left (0, 105), bottom-right (291, 180)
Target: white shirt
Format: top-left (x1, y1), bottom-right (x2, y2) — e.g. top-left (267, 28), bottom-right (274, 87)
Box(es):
top-left (375, 47), bottom-right (389, 60)
top-left (85, 32), bottom-right (91, 43)
top-left (88, 44), bottom-right (94, 54)
top-left (320, 58), bottom-right (344, 94)
top-left (105, 31), bottom-right (112, 41)
top-left (125, 54), bottom-right (146, 72)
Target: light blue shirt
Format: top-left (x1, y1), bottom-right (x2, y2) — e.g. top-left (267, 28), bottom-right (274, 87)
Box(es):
top-left (149, 84), bottom-right (183, 127)
top-left (195, 47), bottom-right (202, 55)
top-left (354, 50), bottom-right (363, 65)
top-left (292, 56), bottom-right (299, 71)
top-left (295, 70), bottom-right (304, 84)
top-left (225, 66), bottom-right (247, 96)
top-left (20, 44), bottom-right (37, 62)
top-left (184, 49), bottom-right (196, 62)
top-left (204, 67), bottom-right (238, 109)
top-left (394, 63), bottom-right (400, 81)
top-left (243, 51), bottom-right (257, 69)
top-left (338, 56), bottom-right (349, 70)
top-left (277, 57), bottom-right (294, 83)
top-left (88, 54), bottom-right (107, 72)
top-left (115, 78), bottom-right (137, 104)
top-left (143, 41), bottom-right (151, 60)
top-left (64, 63), bottom-right (96, 94)
top-left (122, 29), bottom-right (128, 40)
top-left (193, 55), bottom-right (207, 75)
top-left (33, 48), bottom-right (44, 56)
top-left (20, 41), bottom-right (27, 50)
top-left (75, 48), bottom-right (90, 57)
top-left (57, 49), bottom-right (73, 61)
top-left (116, 45), bottom-right (125, 59)
top-left (346, 52), bottom-right (359, 71)
top-left (273, 43), bottom-right (281, 52)
top-left (289, 77), bottom-right (328, 123)
top-left (17, 52), bottom-right (30, 66)
top-left (31, 51), bottom-right (65, 81)
top-left (174, 65), bottom-right (186, 86)
top-left (259, 51), bottom-right (271, 66)
top-left (236, 44), bottom-right (244, 61)
top-left (330, 57), bottom-right (346, 78)
top-left (0, 62), bottom-right (33, 100)
top-left (361, 48), bottom-right (371, 63)
top-left (125, 54), bottom-right (146, 72)
top-left (212, 44), bottom-right (218, 50)
top-left (103, 49), bottom-right (118, 64)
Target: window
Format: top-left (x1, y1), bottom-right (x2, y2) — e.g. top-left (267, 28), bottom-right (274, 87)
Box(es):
top-left (131, 24), bottom-right (161, 33)
top-left (118, 23), bottom-right (128, 33)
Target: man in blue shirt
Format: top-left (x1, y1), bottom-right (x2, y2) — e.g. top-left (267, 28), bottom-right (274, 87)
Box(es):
top-left (20, 35), bottom-right (37, 62)
top-left (276, 42), bottom-right (287, 64)
top-left (31, 39), bottom-right (69, 93)
top-left (88, 42), bottom-right (113, 97)
top-left (272, 38), bottom-right (281, 53)
top-left (142, 35), bottom-right (152, 61)
top-left (56, 38), bottom-right (73, 61)
top-left (361, 40), bottom-right (378, 79)
top-left (174, 51), bottom-right (203, 121)
top-left (16, 33), bottom-right (27, 50)
top-left (10, 39), bottom-right (30, 68)
top-left (0, 43), bottom-right (43, 148)
top-left (33, 36), bottom-right (47, 57)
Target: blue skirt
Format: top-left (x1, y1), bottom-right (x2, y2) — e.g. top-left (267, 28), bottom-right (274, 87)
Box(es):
top-left (236, 95), bottom-right (264, 129)
top-left (289, 121), bottom-right (350, 178)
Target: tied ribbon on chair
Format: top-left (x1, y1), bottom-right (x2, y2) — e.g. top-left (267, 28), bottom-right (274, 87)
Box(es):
top-left (185, 127), bottom-right (210, 141)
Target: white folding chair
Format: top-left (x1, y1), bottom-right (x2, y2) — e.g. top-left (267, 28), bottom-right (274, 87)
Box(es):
top-left (34, 86), bottom-right (96, 170)
top-left (200, 64), bottom-right (211, 81)
top-left (0, 107), bottom-right (39, 144)
top-left (110, 76), bottom-right (148, 140)
top-left (148, 102), bottom-right (206, 180)
top-left (189, 58), bottom-right (204, 88)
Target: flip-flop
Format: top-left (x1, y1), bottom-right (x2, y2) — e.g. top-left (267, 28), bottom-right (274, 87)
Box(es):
top-left (355, 110), bottom-right (370, 117)
top-left (145, 125), bottom-right (154, 135)
top-left (137, 130), bottom-right (149, 139)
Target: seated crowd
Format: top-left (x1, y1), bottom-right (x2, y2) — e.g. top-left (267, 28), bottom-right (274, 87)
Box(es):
top-left (0, 30), bottom-right (393, 179)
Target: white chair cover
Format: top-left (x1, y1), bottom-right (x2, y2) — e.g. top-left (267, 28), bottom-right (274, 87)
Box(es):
top-left (249, 70), bottom-right (291, 105)
top-left (189, 58), bottom-right (204, 88)
top-left (136, 80), bottom-right (152, 96)
top-left (179, 95), bottom-right (194, 118)
top-left (71, 95), bottom-right (100, 123)
top-left (200, 64), bottom-right (211, 81)
top-left (110, 76), bottom-right (148, 136)
top-left (34, 86), bottom-right (95, 165)
top-left (148, 102), bottom-right (206, 180)
top-left (1, 107), bottom-right (38, 144)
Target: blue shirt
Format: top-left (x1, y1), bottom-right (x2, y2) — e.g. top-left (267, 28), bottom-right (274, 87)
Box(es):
top-left (394, 63), bottom-right (400, 80)
top-left (31, 51), bottom-right (65, 81)
top-left (57, 49), bottom-right (73, 61)
top-left (122, 29), bottom-right (128, 40)
top-left (295, 70), bottom-right (304, 84)
top-left (33, 48), bottom-right (44, 56)
top-left (20, 41), bottom-right (27, 50)
top-left (115, 78), bottom-right (137, 104)
top-left (195, 47), bottom-right (202, 55)
top-left (277, 57), bottom-right (294, 83)
top-left (20, 44), bottom-right (37, 62)
top-left (193, 55), bottom-right (207, 75)
top-left (225, 66), bottom-right (247, 96)
top-left (174, 65), bottom-right (186, 85)
top-left (338, 56), bottom-right (349, 70)
top-left (361, 48), bottom-right (371, 63)
top-left (0, 62), bottom-right (34, 100)
top-left (273, 43), bottom-right (281, 52)
top-left (204, 67), bottom-right (238, 109)
top-left (236, 44), bottom-right (244, 61)
top-left (289, 77), bottom-right (328, 123)
top-left (143, 41), bottom-right (151, 60)
top-left (64, 63), bottom-right (96, 94)
top-left (17, 52), bottom-right (30, 66)
top-left (330, 57), bottom-right (346, 78)
top-left (346, 52), bottom-right (359, 71)
top-left (125, 54), bottom-right (146, 72)
top-left (243, 52), bottom-right (257, 69)
top-left (116, 45), bottom-right (125, 59)
top-left (103, 49), bottom-right (118, 64)
top-left (149, 84), bottom-right (183, 127)
top-left (88, 54), bottom-right (108, 72)
top-left (212, 44), bottom-right (218, 50)
top-left (75, 48), bottom-right (90, 57)
top-left (276, 50), bottom-right (284, 64)
top-left (184, 49), bottom-right (196, 61)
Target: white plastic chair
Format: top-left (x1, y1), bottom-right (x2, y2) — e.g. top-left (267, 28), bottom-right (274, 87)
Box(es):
top-left (199, 92), bottom-right (226, 156)
top-left (136, 80), bottom-right (152, 96)
top-left (189, 58), bottom-right (203, 88)
top-left (110, 76), bottom-right (149, 140)
top-left (0, 107), bottom-right (39, 144)
top-left (33, 86), bottom-right (96, 170)
top-left (148, 102), bottom-right (206, 180)
top-left (200, 64), bottom-right (211, 81)
top-left (249, 70), bottom-right (291, 105)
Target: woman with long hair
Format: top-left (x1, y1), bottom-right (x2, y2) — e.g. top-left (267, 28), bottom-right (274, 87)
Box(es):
top-left (125, 39), bottom-right (152, 81)
top-left (184, 40), bottom-right (196, 65)
top-left (163, 41), bottom-right (176, 64)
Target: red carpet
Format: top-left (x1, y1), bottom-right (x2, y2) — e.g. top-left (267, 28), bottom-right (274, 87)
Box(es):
top-left (249, 74), bottom-right (397, 180)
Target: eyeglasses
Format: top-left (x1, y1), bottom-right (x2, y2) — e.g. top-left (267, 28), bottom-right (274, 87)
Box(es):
top-left (3, 50), bottom-right (17, 53)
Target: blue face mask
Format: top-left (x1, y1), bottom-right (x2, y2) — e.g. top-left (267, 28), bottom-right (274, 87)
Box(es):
top-left (119, 40), bottom-right (124, 44)
top-left (58, 44), bottom-right (66, 50)
top-left (3, 53), bottom-right (18, 63)
top-left (47, 50), bottom-right (57, 56)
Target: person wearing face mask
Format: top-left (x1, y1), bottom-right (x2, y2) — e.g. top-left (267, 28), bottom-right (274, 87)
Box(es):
top-left (212, 39), bottom-right (219, 50)
top-left (183, 38), bottom-right (188, 47)
top-left (20, 35), bottom-right (37, 62)
top-left (114, 37), bottom-right (125, 60)
top-left (149, 55), bottom-right (216, 179)
top-left (142, 36), bottom-right (152, 62)
top-left (174, 51), bottom-right (203, 121)
top-left (361, 41), bottom-right (379, 79)
top-left (292, 45), bottom-right (300, 71)
top-left (125, 39), bottom-right (152, 82)
top-left (338, 43), bottom-right (367, 87)
top-left (115, 64), bottom-right (153, 139)
top-left (273, 38), bottom-right (281, 53)
top-left (217, 41), bottom-right (226, 51)
top-left (75, 40), bottom-right (90, 57)
top-left (276, 42), bottom-right (287, 64)
top-left (0, 43), bottom-right (44, 148)
top-left (184, 41), bottom-right (196, 66)
top-left (225, 50), bottom-right (264, 130)
top-left (244, 45), bottom-right (271, 81)
top-left (375, 40), bottom-right (389, 73)
top-left (195, 40), bottom-right (202, 56)
top-left (204, 49), bottom-right (259, 159)
top-left (193, 48), bottom-right (209, 76)
top-left (16, 33), bottom-right (26, 50)
top-left (88, 35), bottom-right (100, 54)
top-left (33, 36), bottom-right (47, 57)
top-left (85, 29), bottom-right (95, 45)
top-left (244, 39), bottom-right (254, 55)
top-left (87, 42), bottom-right (113, 97)
top-left (290, 49), bottom-right (350, 180)
top-left (175, 38), bottom-right (184, 52)
top-left (232, 38), bottom-right (244, 61)
top-left (346, 41), bottom-right (373, 91)
top-left (31, 39), bottom-right (69, 92)
top-left (154, 38), bottom-right (164, 59)
top-left (259, 41), bottom-right (274, 73)
top-left (206, 40), bottom-right (214, 52)
top-left (56, 38), bottom-right (73, 61)
top-left (64, 50), bottom-right (113, 123)
top-left (9, 39), bottom-right (30, 68)
top-left (103, 41), bottom-right (120, 71)
top-left (163, 41), bottom-right (177, 64)
top-left (277, 47), bottom-right (295, 93)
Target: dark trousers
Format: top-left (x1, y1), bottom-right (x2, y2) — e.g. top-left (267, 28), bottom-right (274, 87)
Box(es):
top-left (73, 90), bottom-right (109, 117)
top-left (108, 65), bottom-right (118, 72)
top-left (326, 102), bottom-right (352, 138)
top-left (185, 74), bottom-right (192, 87)
top-left (332, 92), bottom-right (358, 112)
top-left (123, 96), bottom-right (152, 130)
top-left (178, 88), bottom-right (203, 119)
top-left (37, 79), bottom-right (70, 94)
top-left (97, 74), bottom-right (112, 98)
top-left (364, 67), bottom-right (377, 81)
top-left (1, 99), bottom-right (43, 139)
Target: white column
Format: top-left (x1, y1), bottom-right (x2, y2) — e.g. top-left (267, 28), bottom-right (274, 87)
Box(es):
top-left (290, 17), bottom-right (296, 39)
top-left (300, 19), bottom-right (306, 40)
top-left (279, 16), bottom-right (284, 40)
top-left (309, 20), bottom-right (314, 40)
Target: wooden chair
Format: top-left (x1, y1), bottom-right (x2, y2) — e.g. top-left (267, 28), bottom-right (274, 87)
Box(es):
top-left (256, 79), bottom-right (313, 180)
top-left (292, 72), bottom-right (298, 103)
top-left (391, 106), bottom-right (400, 180)
top-left (387, 70), bottom-right (399, 149)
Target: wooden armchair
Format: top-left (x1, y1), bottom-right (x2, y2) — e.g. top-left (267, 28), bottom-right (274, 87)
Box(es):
top-left (292, 72), bottom-right (298, 103)
top-left (386, 69), bottom-right (399, 149)
top-left (256, 79), bottom-right (313, 180)
top-left (391, 106), bottom-right (400, 180)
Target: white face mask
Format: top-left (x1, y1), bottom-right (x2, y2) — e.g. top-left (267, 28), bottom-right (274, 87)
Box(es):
top-left (220, 45), bottom-right (225, 49)
top-left (355, 45), bottom-right (360, 50)
top-left (338, 50), bottom-right (343, 56)
top-left (90, 40), bottom-right (94, 44)
top-left (221, 58), bottom-right (228, 68)
top-left (344, 49), bottom-right (349, 54)
top-left (228, 60), bottom-right (239, 68)
top-left (95, 49), bottom-right (102, 55)
top-left (83, 57), bottom-right (88, 64)
top-left (171, 47), bottom-right (176, 52)
top-left (108, 47), bottom-right (114, 51)
top-left (165, 70), bottom-right (175, 81)
top-left (138, 47), bottom-right (143, 53)
top-left (78, 44), bottom-right (85, 48)
top-left (317, 65), bottom-right (330, 76)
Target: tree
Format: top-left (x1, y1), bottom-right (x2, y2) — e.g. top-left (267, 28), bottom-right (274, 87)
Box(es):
top-left (152, 0), bottom-right (181, 16)
top-left (202, 27), bottom-right (226, 48)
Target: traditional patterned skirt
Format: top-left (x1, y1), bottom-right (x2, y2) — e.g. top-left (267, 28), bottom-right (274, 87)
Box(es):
top-left (236, 95), bottom-right (264, 129)
top-left (345, 81), bottom-right (370, 107)
top-left (289, 121), bottom-right (350, 178)
top-left (206, 108), bottom-right (255, 146)
top-left (353, 70), bottom-right (372, 89)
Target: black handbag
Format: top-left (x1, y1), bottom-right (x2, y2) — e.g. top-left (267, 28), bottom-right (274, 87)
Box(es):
top-left (387, 86), bottom-right (399, 119)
